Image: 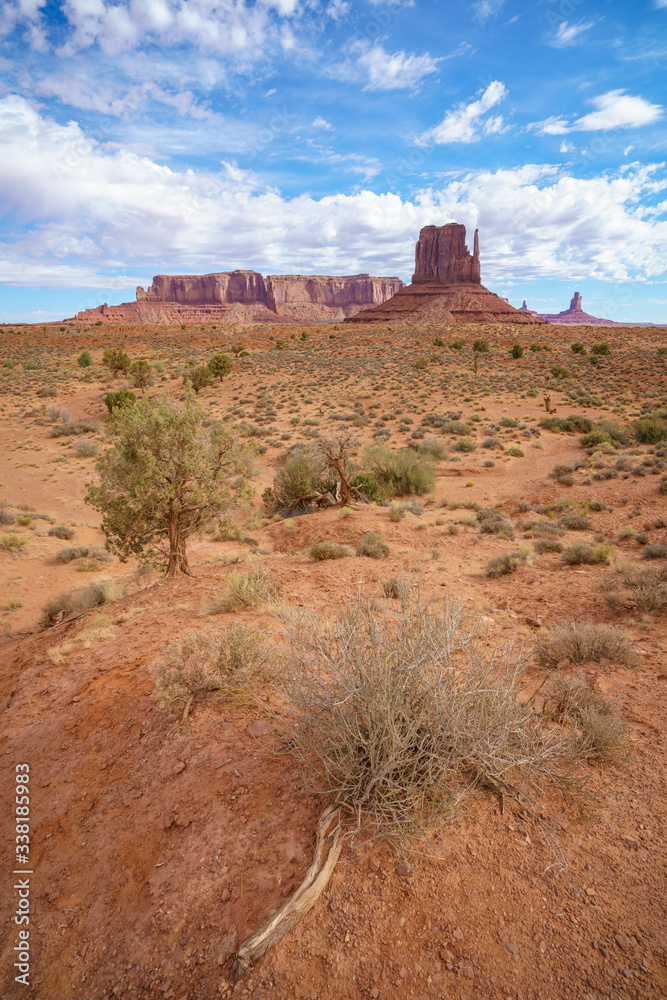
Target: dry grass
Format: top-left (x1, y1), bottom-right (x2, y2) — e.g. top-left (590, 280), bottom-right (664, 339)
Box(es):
top-left (544, 676), bottom-right (625, 765)
top-left (276, 584), bottom-right (580, 852)
top-left (40, 579), bottom-right (124, 627)
top-left (209, 567), bottom-right (280, 612)
top-left (309, 541), bottom-right (355, 560)
top-left (155, 623), bottom-right (267, 718)
top-left (601, 563), bottom-right (667, 613)
top-left (534, 620), bottom-right (638, 670)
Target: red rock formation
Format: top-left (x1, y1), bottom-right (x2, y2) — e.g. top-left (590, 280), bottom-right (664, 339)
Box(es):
top-left (413, 223), bottom-right (481, 285)
top-left (69, 271), bottom-right (404, 325)
top-left (347, 224), bottom-right (545, 325)
top-left (533, 291), bottom-right (627, 326)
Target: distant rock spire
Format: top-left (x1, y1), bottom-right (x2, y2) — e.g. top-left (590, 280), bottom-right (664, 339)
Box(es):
top-left (473, 228), bottom-right (480, 261)
top-left (412, 223), bottom-right (481, 285)
top-left (570, 291), bottom-right (582, 311)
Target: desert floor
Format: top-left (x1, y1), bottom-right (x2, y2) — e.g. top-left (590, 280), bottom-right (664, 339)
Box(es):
top-left (1, 318), bottom-right (666, 1000)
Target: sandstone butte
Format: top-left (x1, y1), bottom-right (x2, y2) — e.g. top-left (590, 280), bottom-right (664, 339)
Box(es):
top-left (518, 291), bottom-right (643, 326)
top-left (345, 222), bottom-right (546, 325)
top-left (68, 271), bottom-right (405, 325)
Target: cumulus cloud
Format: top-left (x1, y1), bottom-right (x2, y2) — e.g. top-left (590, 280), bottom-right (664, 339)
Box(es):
top-left (1, 0), bottom-right (304, 56)
top-left (354, 42), bottom-right (440, 91)
top-left (572, 90), bottom-right (663, 131)
top-left (312, 115), bottom-right (333, 130)
top-left (417, 80), bottom-right (507, 145)
top-left (0, 96), bottom-right (666, 291)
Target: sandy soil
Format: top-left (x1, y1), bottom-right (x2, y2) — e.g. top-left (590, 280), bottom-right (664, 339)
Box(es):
top-left (1, 318), bottom-right (666, 1000)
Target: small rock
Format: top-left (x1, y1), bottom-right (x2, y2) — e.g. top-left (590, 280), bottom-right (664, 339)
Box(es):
top-left (248, 719), bottom-right (274, 738)
top-left (585, 887), bottom-right (596, 896)
top-left (452, 928), bottom-right (463, 941)
top-left (622, 969), bottom-right (632, 979)
top-left (173, 761), bottom-right (186, 774)
top-left (369, 857), bottom-right (380, 872)
top-left (463, 965), bottom-right (474, 979)
top-left (440, 949), bottom-right (454, 963)
top-left (525, 616), bottom-right (541, 628)
top-left (506, 943), bottom-right (518, 955)
top-left (395, 862), bottom-right (410, 876)
top-left (220, 888), bottom-right (231, 902)
top-left (572, 886), bottom-right (581, 897)
top-left (615, 933), bottom-right (632, 951)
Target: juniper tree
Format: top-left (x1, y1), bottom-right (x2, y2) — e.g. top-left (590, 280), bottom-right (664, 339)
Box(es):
top-left (86, 391), bottom-right (253, 577)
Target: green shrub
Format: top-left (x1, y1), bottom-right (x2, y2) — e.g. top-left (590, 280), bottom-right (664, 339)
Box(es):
top-left (455, 436), bottom-right (476, 453)
top-left (433, 338), bottom-right (445, 347)
top-left (309, 541), bottom-right (354, 560)
top-left (350, 473), bottom-right (383, 503)
top-left (633, 416), bottom-right (667, 444)
top-left (388, 506), bottom-right (404, 523)
top-left (449, 340), bottom-right (463, 350)
top-left (581, 430), bottom-right (611, 448)
top-left (77, 351), bottom-right (93, 367)
top-left (540, 414), bottom-right (593, 434)
top-left (591, 342), bottom-right (611, 356)
top-left (570, 342), bottom-right (586, 355)
top-left (506, 445), bottom-right (524, 458)
top-left (550, 365), bottom-right (571, 379)
top-left (364, 445), bottom-right (435, 496)
top-left (104, 389), bottom-right (136, 415)
top-left (1, 533), bottom-right (28, 553)
top-left (102, 347), bottom-right (131, 375)
top-left (264, 446), bottom-right (334, 512)
top-left (183, 365), bottom-right (215, 394)
top-left (414, 356), bottom-right (428, 370)
top-left (509, 344), bottom-right (524, 359)
top-left (356, 532), bottom-right (390, 558)
top-left (208, 353), bottom-right (233, 381)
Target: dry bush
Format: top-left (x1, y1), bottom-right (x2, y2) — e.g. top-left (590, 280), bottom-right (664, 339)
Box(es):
top-left (534, 620), bottom-right (638, 670)
top-left (544, 676), bottom-right (625, 764)
top-left (221, 568), bottom-right (280, 610)
top-left (277, 586), bottom-right (577, 850)
top-left (534, 538), bottom-right (564, 555)
top-left (48, 525), bottom-right (75, 540)
top-left (602, 563), bottom-right (667, 613)
top-left (561, 542), bottom-right (614, 565)
top-left (356, 532), bottom-right (390, 558)
top-left (155, 623), bottom-right (267, 718)
top-left (382, 577), bottom-right (410, 600)
top-left (486, 548), bottom-right (529, 577)
top-left (477, 508), bottom-right (514, 540)
top-left (309, 541), bottom-right (354, 560)
top-left (40, 579), bottom-right (123, 627)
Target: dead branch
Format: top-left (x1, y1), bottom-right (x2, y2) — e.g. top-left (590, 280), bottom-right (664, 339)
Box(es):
top-left (231, 805), bottom-right (342, 979)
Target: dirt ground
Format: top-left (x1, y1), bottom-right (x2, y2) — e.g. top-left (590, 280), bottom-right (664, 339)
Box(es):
top-left (1, 318), bottom-right (666, 1000)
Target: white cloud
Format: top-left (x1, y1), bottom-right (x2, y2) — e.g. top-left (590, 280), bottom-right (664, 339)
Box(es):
top-left (417, 80), bottom-right (507, 145)
top-left (560, 140), bottom-right (574, 153)
top-left (325, 0), bottom-right (349, 18)
top-left (572, 90), bottom-right (663, 131)
top-left (552, 21), bottom-right (596, 46)
top-left (1, 96), bottom-right (666, 292)
top-left (264, 87), bottom-right (276, 96)
top-left (312, 115), bottom-right (333, 130)
top-left (472, 0), bottom-right (504, 24)
top-left (529, 91), bottom-right (664, 135)
top-left (623, 145), bottom-right (635, 156)
top-left (354, 43), bottom-right (440, 91)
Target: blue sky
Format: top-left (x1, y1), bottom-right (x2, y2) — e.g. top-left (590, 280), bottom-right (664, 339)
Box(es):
top-left (1, 0), bottom-right (666, 323)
